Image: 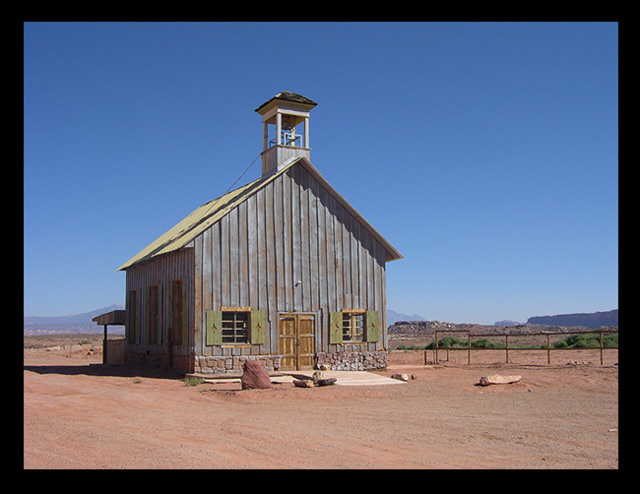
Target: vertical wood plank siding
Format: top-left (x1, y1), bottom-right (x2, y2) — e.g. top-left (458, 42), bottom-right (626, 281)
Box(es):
top-left (192, 163), bottom-right (387, 358)
top-left (125, 248), bottom-right (195, 358)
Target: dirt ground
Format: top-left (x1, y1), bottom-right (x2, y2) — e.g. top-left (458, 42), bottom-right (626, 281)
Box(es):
top-left (23, 335), bottom-right (619, 469)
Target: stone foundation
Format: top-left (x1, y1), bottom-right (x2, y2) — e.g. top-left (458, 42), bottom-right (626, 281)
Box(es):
top-left (127, 350), bottom-right (387, 375)
top-left (194, 355), bottom-right (282, 375)
top-left (315, 351), bottom-right (387, 371)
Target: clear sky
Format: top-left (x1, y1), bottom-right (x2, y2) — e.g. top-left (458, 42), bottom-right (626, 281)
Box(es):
top-left (24, 22), bottom-right (618, 325)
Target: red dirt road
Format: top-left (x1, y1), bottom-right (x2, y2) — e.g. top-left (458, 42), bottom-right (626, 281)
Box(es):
top-left (24, 341), bottom-right (618, 469)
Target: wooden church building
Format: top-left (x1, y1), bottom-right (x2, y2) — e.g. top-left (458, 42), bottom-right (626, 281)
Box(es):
top-left (116, 92), bottom-right (402, 375)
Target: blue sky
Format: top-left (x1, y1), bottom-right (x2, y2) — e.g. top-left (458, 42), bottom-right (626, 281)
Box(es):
top-left (24, 22), bottom-right (618, 324)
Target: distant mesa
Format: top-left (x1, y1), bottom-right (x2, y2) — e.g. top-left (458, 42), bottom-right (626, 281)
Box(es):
top-left (526, 309), bottom-right (618, 328)
top-left (386, 310), bottom-right (425, 326)
top-left (388, 309), bottom-right (618, 336)
top-left (494, 320), bottom-right (522, 326)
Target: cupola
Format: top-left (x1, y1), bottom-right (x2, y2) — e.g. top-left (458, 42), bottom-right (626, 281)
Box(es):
top-left (255, 91), bottom-right (317, 177)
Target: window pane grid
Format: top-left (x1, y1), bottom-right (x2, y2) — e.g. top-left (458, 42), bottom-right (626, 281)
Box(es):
top-left (222, 312), bottom-right (249, 343)
top-left (343, 313), bottom-right (364, 342)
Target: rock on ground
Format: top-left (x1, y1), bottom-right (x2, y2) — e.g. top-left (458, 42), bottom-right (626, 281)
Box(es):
top-left (241, 360), bottom-right (273, 390)
top-left (477, 374), bottom-right (522, 386)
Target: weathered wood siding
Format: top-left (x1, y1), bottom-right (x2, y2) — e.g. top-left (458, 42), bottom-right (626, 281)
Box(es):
top-left (192, 162), bottom-right (387, 358)
top-left (124, 247), bottom-right (194, 360)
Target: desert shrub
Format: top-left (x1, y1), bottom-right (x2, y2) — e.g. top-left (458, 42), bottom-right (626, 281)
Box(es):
top-left (395, 344), bottom-right (427, 350)
top-left (184, 376), bottom-right (204, 386)
top-left (426, 337), bottom-right (508, 349)
top-left (471, 338), bottom-right (505, 349)
top-left (552, 333), bottom-right (618, 349)
top-left (603, 333), bottom-right (619, 347)
top-left (425, 336), bottom-right (467, 349)
top-left (565, 334), bottom-right (600, 348)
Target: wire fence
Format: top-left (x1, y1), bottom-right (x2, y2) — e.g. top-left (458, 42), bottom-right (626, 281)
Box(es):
top-left (426, 329), bottom-right (618, 366)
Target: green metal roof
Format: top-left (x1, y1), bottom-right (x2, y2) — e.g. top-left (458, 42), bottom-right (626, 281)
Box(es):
top-left (117, 157), bottom-right (401, 271)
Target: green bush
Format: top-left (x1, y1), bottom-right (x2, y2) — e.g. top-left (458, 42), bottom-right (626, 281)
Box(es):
top-left (395, 344), bottom-right (427, 350)
top-left (552, 333), bottom-right (618, 349)
top-left (424, 336), bottom-right (506, 349)
top-left (472, 338), bottom-right (506, 348)
top-left (603, 333), bottom-right (619, 347)
top-left (184, 376), bottom-right (204, 386)
top-left (425, 336), bottom-right (467, 349)
top-left (401, 332), bottom-right (618, 352)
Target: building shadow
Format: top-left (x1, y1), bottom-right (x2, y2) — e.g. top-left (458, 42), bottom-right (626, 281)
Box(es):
top-left (23, 363), bottom-right (185, 380)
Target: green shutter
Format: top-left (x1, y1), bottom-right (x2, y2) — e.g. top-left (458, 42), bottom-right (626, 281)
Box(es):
top-left (365, 310), bottom-right (379, 342)
top-left (206, 310), bottom-right (222, 346)
top-left (329, 312), bottom-right (343, 344)
top-left (250, 310), bottom-right (266, 344)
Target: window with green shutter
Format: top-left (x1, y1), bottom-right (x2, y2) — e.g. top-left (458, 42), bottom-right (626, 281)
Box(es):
top-left (221, 311), bottom-right (249, 343)
top-left (343, 311), bottom-right (364, 342)
top-left (329, 311), bottom-right (343, 344)
top-left (206, 308), bottom-right (265, 346)
top-left (365, 310), bottom-right (379, 342)
top-left (250, 310), bottom-right (266, 344)
top-left (205, 310), bottom-right (222, 346)
top-left (332, 310), bottom-right (380, 343)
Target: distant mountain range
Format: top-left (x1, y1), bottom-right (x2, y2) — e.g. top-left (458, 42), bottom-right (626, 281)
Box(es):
top-left (387, 310), bottom-right (425, 326)
top-left (24, 304), bottom-right (125, 335)
top-left (527, 309), bottom-right (618, 328)
top-left (24, 305), bottom-right (422, 335)
top-left (494, 320), bottom-right (522, 326)
top-left (23, 305), bottom-right (617, 335)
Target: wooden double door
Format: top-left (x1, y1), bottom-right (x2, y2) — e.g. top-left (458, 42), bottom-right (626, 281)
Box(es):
top-left (279, 313), bottom-right (315, 371)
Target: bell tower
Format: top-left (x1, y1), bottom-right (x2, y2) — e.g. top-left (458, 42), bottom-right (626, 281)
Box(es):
top-left (255, 91), bottom-right (317, 177)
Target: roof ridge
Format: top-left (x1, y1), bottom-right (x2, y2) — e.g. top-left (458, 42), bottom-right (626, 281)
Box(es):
top-left (116, 161), bottom-right (299, 271)
top-left (117, 156), bottom-right (401, 271)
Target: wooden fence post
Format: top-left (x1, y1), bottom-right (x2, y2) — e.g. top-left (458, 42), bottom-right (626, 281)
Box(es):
top-left (505, 334), bottom-right (509, 363)
top-left (547, 334), bottom-right (551, 365)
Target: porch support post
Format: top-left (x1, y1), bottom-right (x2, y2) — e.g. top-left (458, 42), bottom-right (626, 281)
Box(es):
top-left (103, 324), bottom-right (108, 365)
